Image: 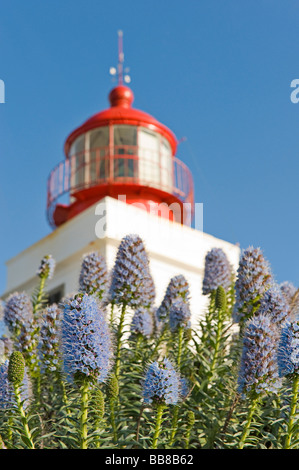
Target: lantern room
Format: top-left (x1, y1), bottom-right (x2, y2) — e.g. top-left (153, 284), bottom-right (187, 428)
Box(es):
top-left (46, 37), bottom-right (194, 229)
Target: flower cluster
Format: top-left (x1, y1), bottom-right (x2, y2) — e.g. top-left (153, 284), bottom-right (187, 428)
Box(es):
top-left (130, 307), bottom-right (154, 338)
top-left (142, 271), bottom-right (156, 309)
top-left (280, 281), bottom-right (297, 305)
top-left (143, 358), bottom-right (180, 406)
top-left (61, 293), bottom-right (113, 384)
top-left (37, 255), bottom-right (56, 280)
top-left (233, 246), bottom-right (273, 324)
top-left (38, 304), bottom-right (62, 374)
top-left (180, 376), bottom-right (190, 400)
top-left (202, 248), bottom-right (232, 295)
top-left (79, 251), bottom-right (109, 299)
top-left (4, 292), bottom-right (33, 336)
top-left (0, 358), bottom-right (30, 410)
top-left (277, 320), bottom-right (299, 377)
top-left (0, 361), bottom-right (14, 410)
top-left (8, 351), bottom-right (26, 385)
top-left (238, 313), bottom-right (282, 398)
top-left (0, 336), bottom-right (13, 362)
top-left (109, 234), bottom-right (153, 308)
top-left (156, 274), bottom-right (190, 323)
top-left (16, 316), bottom-right (40, 376)
top-left (215, 285), bottom-right (227, 311)
top-left (257, 286), bottom-right (290, 327)
top-left (169, 297), bottom-right (191, 333)
top-left (280, 281), bottom-right (299, 320)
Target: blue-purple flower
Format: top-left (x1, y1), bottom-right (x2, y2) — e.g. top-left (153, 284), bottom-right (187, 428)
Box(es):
top-left (180, 376), bottom-right (190, 400)
top-left (202, 248), bottom-right (232, 295)
top-left (38, 304), bottom-right (62, 374)
top-left (61, 293), bottom-right (113, 384)
top-left (233, 246), bottom-right (273, 324)
top-left (156, 275), bottom-right (190, 323)
top-left (37, 255), bottom-right (56, 280)
top-left (142, 271), bottom-right (156, 309)
top-left (109, 234), bottom-right (153, 308)
top-left (4, 292), bottom-right (33, 336)
top-left (79, 251), bottom-right (109, 299)
top-left (143, 358), bottom-right (180, 406)
top-left (16, 316), bottom-right (40, 377)
top-left (169, 297), bottom-right (191, 333)
top-left (280, 281), bottom-right (299, 320)
top-left (0, 361), bottom-right (13, 410)
top-left (277, 320), bottom-right (299, 377)
top-left (280, 281), bottom-right (297, 306)
top-left (238, 313), bottom-right (282, 398)
top-left (130, 307), bottom-right (154, 338)
top-left (258, 286), bottom-right (290, 327)
top-left (0, 336), bottom-right (13, 362)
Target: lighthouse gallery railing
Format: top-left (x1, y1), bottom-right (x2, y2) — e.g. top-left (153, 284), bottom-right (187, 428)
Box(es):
top-left (47, 146), bottom-right (194, 226)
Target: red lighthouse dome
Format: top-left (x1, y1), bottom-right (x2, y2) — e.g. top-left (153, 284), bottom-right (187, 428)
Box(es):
top-left (47, 38), bottom-right (194, 228)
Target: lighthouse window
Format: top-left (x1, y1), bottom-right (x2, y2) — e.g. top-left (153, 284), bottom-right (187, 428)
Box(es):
top-left (70, 135), bottom-right (86, 189)
top-left (160, 137), bottom-right (172, 189)
top-left (89, 127), bottom-right (109, 181)
top-left (138, 128), bottom-right (160, 185)
top-left (113, 125), bottom-right (137, 178)
top-left (90, 127), bottom-right (109, 149)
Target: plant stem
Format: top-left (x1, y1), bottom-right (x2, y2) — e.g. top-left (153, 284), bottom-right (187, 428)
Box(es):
top-left (185, 429), bottom-right (191, 449)
top-left (7, 414), bottom-right (13, 446)
top-left (14, 383), bottom-right (35, 449)
top-left (136, 405), bottom-right (145, 443)
top-left (209, 307), bottom-right (224, 381)
top-left (80, 381), bottom-right (89, 449)
top-left (115, 302), bottom-right (127, 381)
top-left (221, 392), bottom-right (240, 437)
top-left (284, 375), bottom-right (299, 449)
top-left (110, 399), bottom-right (118, 443)
top-left (150, 325), bottom-right (167, 362)
top-left (238, 396), bottom-right (259, 449)
top-left (110, 302), bottom-right (115, 329)
top-left (200, 291), bottom-right (216, 347)
top-left (134, 334), bottom-right (142, 361)
top-left (184, 413), bottom-right (195, 449)
top-left (152, 404), bottom-right (165, 449)
top-left (33, 276), bottom-right (46, 317)
top-left (177, 327), bottom-right (184, 370)
top-left (169, 405), bottom-right (179, 446)
top-left (169, 326), bottom-right (185, 446)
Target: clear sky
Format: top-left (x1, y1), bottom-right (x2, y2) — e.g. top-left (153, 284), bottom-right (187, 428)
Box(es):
top-left (0, 0), bottom-right (298, 294)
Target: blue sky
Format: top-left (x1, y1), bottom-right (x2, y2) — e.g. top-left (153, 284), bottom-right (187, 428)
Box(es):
top-left (0, 0), bottom-right (299, 293)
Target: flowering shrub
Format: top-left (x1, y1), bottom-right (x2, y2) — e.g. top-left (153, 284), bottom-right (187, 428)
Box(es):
top-left (0, 238), bottom-right (298, 449)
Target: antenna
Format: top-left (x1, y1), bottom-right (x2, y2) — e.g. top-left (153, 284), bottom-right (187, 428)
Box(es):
top-left (109, 30), bottom-right (131, 85)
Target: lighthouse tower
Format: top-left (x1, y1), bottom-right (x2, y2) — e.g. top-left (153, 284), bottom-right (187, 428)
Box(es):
top-left (2, 33), bottom-right (240, 323)
top-left (47, 32), bottom-right (194, 230)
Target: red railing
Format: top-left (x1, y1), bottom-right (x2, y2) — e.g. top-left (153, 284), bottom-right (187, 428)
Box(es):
top-left (47, 146), bottom-right (194, 226)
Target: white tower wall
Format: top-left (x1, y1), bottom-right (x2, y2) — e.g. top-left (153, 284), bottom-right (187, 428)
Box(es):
top-left (2, 197), bottom-right (240, 330)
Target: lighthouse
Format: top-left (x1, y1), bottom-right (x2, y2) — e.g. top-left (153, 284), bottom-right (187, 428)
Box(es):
top-left (2, 32), bottom-right (240, 323)
top-left (47, 31), bottom-right (194, 230)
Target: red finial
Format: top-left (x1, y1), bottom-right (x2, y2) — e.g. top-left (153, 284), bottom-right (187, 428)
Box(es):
top-left (108, 85), bottom-right (134, 107)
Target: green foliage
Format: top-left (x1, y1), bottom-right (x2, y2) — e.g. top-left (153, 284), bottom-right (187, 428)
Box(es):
top-left (0, 248), bottom-right (298, 450)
